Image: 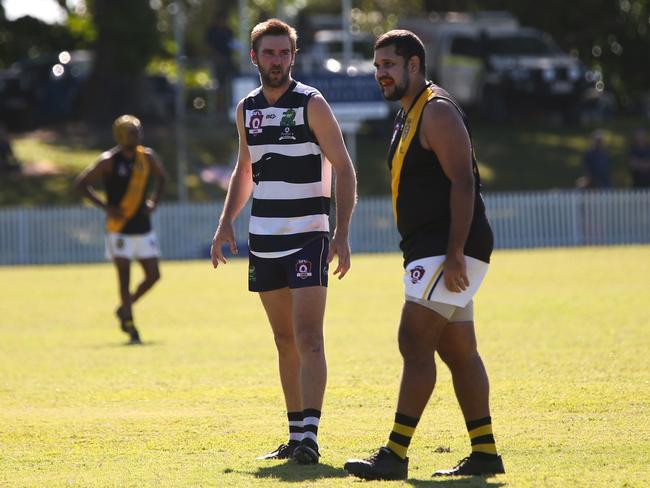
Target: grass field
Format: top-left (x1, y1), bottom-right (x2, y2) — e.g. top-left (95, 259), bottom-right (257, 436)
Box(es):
top-left (1, 247), bottom-right (649, 487)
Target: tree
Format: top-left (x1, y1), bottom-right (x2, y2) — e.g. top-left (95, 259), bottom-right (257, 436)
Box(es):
top-left (81, 0), bottom-right (161, 123)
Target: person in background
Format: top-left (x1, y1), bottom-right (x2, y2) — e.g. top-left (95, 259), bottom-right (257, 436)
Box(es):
top-left (206, 13), bottom-right (237, 114)
top-left (580, 130), bottom-right (612, 189)
top-left (628, 127), bottom-right (650, 188)
top-left (0, 125), bottom-right (21, 174)
top-left (75, 115), bottom-right (168, 344)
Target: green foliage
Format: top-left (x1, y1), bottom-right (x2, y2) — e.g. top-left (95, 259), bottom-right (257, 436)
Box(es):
top-left (87, 0), bottom-right (161, 75)
top-left (1, 248), bottom-right (649, 486)
top-left (66, 12), bottom-right (96, 45)
top-left (0, 15), bottom-right (81, 68)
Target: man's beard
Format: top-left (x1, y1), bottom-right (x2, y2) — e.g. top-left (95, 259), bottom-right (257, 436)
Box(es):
top-left (259, 64), bottom-right (291, 88)
top-left (380, 67), bottom-right (409, 101)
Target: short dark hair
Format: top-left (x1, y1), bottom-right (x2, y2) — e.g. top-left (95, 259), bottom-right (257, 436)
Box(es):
top-left (374, 30), bottom-right (426, 75)
top-left (251, 18), bottom-right (298, 54)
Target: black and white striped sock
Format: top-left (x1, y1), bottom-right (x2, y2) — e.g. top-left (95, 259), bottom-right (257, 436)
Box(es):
top-left (287, 411), bottom-right (303, 446)
top-left (302, 408), bottom-right (321, 446)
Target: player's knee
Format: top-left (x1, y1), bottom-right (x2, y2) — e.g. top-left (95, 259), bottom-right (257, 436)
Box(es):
top-left (294, 329), bottom-right (323, 354)
top-left (439, 345), bottom-right (480, 370)
top-left (273, 331), bottom-right (296, 354)
top-left (146, 269), bottom-right (161, 285)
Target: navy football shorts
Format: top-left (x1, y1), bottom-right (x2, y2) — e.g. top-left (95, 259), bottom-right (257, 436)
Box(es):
top-left (248, 237), bottom-right (329, 292)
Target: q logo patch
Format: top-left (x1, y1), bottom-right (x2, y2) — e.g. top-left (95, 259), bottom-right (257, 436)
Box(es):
top-left (296, 259), bottom-right (312, 279)
top-left (409, 265), bottom-right (425, 284)
top-left (248, 110), bottom-right (264, 135)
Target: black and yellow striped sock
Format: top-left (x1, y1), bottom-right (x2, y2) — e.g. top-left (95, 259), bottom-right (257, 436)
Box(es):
top-left (386, 412), bottom-right (419, 460)
top-left (467, 416), bottom-right (498, 458)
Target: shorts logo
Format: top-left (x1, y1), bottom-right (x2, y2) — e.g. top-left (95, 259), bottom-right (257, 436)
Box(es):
top-left (116, 237), bottom-right (125, 249)
top-left (409, 265), bottom-right (425, 284)
top-left (248, 110), bottom-right (263, 135)
top-left (296, 259), bottom-right (312, 279)
top-left (248, 265), bottom-right (256, 282)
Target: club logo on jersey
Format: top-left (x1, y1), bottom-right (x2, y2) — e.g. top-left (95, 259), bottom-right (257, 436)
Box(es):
top-left (296, 259), bottom-right (312, 279)
top-left (117, 163), bottom-right (128, 177)
top-left (116, 237), bottom-right (125, 249)
top-left (279, 126), bottom-right (296, 141)
top-left (280, 108), bottom-right (296, 127)
top-left (409, 265), bottom-right (425, 284)
top-left (399, 117), bottom-right (412, 154)
top-left (248, 265), bottom-right (256, 282)
top-left (248, 110), bottom-right (264, 135)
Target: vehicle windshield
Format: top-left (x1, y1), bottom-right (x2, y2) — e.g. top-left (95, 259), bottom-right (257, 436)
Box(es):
top-left (322, 40), bottom-right (374, 59)
top-left (487, 35), bottom-right (560, 56)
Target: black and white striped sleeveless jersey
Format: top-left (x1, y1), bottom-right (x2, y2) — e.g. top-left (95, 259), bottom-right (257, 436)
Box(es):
top-left (243, 80), bottom-right (331, 259)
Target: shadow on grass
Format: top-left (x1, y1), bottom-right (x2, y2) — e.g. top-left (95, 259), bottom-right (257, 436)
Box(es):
top-left (406, 477), bottom-right (506, 487)
top-left (249, 461), bottom-right (348, 482)
top-left (85, 340), bottom-right (164, 349)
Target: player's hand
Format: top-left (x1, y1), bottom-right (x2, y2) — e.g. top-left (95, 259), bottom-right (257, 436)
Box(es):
top-left (105, 205), bottom-right (123, 219)
top-left (211, 221), bottom-right (237, 268)
top-left (144, 199), bottom-right (157, 214)
top-left (443, 252), bottom-right (469, 293)
top-left (327, 232), bottom-right (351, 279)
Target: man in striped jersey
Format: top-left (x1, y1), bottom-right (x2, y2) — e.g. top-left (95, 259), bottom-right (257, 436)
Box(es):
top-left (210, 19), bottom-right (357, 465)
top-left (345, 30), bottom-right (504, 480)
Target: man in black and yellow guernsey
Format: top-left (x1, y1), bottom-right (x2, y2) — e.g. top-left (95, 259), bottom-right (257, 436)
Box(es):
top-left (75, 115), bottom-right (168, 344)
top-left (345, 31), bottom-right (504, 480)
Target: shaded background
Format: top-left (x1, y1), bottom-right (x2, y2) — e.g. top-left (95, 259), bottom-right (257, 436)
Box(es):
top-left (0, 0), bottom-right (649, 205)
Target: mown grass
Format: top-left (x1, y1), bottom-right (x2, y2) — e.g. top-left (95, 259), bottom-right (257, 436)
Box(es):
top-left (1, 247), bottom-right (649, 487)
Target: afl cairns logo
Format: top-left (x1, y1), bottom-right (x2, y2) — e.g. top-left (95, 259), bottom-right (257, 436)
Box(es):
top-left (409, 265), bottom-right (425, 284)
top-left (248, 110), bottom-right (263, 135)
top-left (296, 259), bottom-right (313, 279)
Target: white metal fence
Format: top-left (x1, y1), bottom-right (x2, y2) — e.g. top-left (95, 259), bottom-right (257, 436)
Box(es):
top-left (1, 190), bottom-right (649, 265)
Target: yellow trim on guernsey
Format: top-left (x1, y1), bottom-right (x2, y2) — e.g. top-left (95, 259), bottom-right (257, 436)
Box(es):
top-left (106, 146), bottom-right (150, 233)
top-left (390, 85), bottom-right (437, 224)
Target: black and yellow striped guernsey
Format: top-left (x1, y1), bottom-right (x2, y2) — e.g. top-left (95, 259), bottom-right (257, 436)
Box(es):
top-left (387, 82), bottom-right (493, 267)
top-left (104, 146), bottom-right (152, 234)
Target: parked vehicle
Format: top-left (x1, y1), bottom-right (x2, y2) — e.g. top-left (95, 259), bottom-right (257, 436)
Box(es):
top-left (296, 29), bottom-right (376, 76)
top-left (399, 12), bottom-right (591, 121)
top-left (0, 50), bottom-right (175, 129)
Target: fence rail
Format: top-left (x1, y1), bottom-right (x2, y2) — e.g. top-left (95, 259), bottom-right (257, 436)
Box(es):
top-left (1, 190), bottom-right (649, 265)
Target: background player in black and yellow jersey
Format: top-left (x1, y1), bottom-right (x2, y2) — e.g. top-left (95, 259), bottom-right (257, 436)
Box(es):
top-left (345, 31), bottom-right (504, 480)
top-left (75, 115), bottom-right (168, 344)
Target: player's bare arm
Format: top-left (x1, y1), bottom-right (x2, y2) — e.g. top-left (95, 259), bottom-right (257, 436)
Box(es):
top-left (421, 99), bottom-right (475, 293)
top-left (307, 94), bottom-right (357, 279)
top-left (74, 155), bottom-right (122, 218)
top-left (144, 148), bottom-right (168, 213)
top-left (211, 100), bottom-right (254, 268)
